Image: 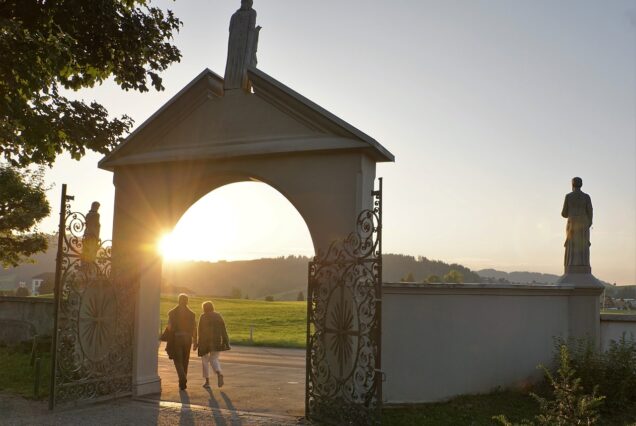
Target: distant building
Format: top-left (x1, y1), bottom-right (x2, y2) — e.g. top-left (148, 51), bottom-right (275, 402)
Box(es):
top-left (30, 278), bottom-right (43, 296)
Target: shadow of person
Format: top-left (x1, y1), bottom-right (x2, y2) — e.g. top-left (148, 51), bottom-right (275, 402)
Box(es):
top-left (179, 390), bottom-right (195, 426)
top-left (220, 391), bottom-right (243, 426)
top-left (205, 388), bottom-right (228, 426)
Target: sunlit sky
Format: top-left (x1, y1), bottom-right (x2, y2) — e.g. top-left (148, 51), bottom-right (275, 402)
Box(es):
top-left (39, 0), bottom-right (635, 284)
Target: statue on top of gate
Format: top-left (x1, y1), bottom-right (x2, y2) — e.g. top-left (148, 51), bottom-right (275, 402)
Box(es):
top-left (224, 0), bottom-right (261, 90)
top-left (81, 202), bottom-right (101, 265)
top-left (561, 177), bottom-right (593, 273)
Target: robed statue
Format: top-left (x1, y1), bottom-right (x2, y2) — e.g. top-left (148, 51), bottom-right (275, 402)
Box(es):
top-left (224, 0), bottom-right (261, 90)
top-left (81, 202), bottom-right (101, 265)
top-left (561, 177), bottom-right (593, 272)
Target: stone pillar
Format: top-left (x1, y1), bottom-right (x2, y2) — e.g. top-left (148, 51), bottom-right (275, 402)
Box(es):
top-left (132, 251), bottom-right (162, 396)
top-left (112, 168), bottom-right (165, 397)
top-left (558, 273), bottom-right (604, 346)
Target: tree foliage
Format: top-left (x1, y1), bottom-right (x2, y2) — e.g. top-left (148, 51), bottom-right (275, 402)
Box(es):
top-left (400, 272), bottom-right (415, 282)
top-left (0, 165), bottom-right (50, 267)
top-left (443, 269), bottom-right (464, 284)
top-left (0, 0), bottom-right (182, 166)
top-left (0, 1), bottom-right (181, 264)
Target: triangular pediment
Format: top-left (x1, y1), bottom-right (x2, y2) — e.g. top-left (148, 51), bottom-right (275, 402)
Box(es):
top-left (99, 68), bottom-right (393, 170)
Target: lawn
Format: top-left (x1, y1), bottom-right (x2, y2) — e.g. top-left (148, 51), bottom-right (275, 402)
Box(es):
top-left (0, 345), bottom-right (50, 399)
top-left (160, 295), bottom-right (307, 348)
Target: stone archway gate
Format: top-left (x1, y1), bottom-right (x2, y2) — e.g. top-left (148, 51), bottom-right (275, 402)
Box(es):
top-left (49, 180), bottom-right (385, 424)
top-left (50, 4), bottom-right (393, 420)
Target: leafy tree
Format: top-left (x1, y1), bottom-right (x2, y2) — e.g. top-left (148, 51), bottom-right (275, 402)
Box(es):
top-left (443, 269), bottom-right (464, 284)
top-left (426, 274), bottom-right (441, 283)
top-left (0, 165), bottom-right (50, 267)
top-left (297, 291), bottom-right (304, 301)
top-left (15, 286), bottom-right (30, 297)
top-left (1, 0), bottom-right (182, 167)
top-left (230, 287), bottom-right (242, 299)
top-left (400, 272), bottom-right (415, 282)
top-left (0, 0), bottom-right (182, 262)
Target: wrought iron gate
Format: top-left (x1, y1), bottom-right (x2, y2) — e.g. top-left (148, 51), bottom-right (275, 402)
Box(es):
top-left (306, 179), bottom-right (383, 425)
top-left (49, 184), bottom-right (135, 409)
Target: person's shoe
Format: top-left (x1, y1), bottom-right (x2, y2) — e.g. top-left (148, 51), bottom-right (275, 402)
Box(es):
top-left (203, 382), bottom-right (210, 389)
top-left (217, 374), bottom-right (224, 388)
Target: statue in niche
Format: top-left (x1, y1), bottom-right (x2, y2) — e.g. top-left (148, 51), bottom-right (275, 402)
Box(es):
top-left (224, 0), bottom-right (261, 90)
top-left (561, 177), bottom-right (593, 272)
top-left (81, 202), bottom-right (101, 265)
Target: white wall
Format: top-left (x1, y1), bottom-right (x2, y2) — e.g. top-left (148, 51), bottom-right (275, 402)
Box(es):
top-left (381, 283), bottom-right (600, 403)
top-left (600, 314), bottom-right (636, 352)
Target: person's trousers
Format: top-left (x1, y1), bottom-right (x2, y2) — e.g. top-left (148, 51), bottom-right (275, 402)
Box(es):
top-left (201, 352), bottom-right (222, 378)
top-left (172, 335), bottom-right (192, 387)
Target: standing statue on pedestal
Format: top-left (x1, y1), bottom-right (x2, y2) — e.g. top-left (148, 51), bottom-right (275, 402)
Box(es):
top-left (224, 0), bottom-right (261, 90)
top-left (81, 202), bottom-right (101, 265)
top-left (561, 177), bottom-right (593, 273)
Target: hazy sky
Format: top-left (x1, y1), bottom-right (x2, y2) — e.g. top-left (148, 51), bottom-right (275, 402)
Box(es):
top-left (40, 0), bottom-right (635, 284)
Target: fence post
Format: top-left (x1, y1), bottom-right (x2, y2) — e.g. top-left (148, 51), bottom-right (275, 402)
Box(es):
top-left (34, 358), bottom-right (41, 398)
top-left (249, 324), bottom-right (254, 344)
top-left (30, 334), bottom-right (39, 366)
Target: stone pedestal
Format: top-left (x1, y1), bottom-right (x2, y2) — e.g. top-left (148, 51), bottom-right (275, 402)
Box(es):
top-left (557, 271), bottom-right (604, 347)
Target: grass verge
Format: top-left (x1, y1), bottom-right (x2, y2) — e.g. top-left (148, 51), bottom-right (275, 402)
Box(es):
top-left (382, 391), bottom-right (538, 426)
top-left (382, 390), bottom-right (636, 426)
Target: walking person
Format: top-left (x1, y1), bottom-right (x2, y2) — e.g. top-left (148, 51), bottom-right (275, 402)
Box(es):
top-left (167, 293), bottom-right (197, 390)
top-left (195, 301), bottom-right (230, 388)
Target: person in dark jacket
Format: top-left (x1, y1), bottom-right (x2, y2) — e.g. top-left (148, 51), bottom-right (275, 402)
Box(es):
top-left (167, 293), bottom-right (197, 390)
top-left (194, 301), bottom-right (230, 388)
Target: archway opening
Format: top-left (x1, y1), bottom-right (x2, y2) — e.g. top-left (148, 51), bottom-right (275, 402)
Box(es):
top-left (155, 181), bottom-right (312, 417)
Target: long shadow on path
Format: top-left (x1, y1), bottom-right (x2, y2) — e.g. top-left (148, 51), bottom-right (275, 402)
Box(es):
top-left (156, 343), bottom-right (305, 418)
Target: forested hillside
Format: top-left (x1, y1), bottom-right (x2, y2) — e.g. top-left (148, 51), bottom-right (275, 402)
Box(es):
top-left (162, 254), bottom-right (484, 299)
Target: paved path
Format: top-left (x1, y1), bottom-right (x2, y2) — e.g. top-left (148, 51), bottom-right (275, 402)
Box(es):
top-left (0, 394), bottom-right (305, 425)
top-left (153, 343), bottom-right (306, 418)
top-left (0, 344), bottom-right (306, 425)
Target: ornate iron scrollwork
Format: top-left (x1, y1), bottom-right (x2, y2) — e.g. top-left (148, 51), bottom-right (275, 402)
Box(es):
top-left (50, 186), bottom-right (134, 408)
top-left (306, 179), bottom-right (383, 425)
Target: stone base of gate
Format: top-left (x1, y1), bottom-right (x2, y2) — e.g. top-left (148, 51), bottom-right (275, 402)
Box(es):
top-left (133, 375), bottom-right (162, 397)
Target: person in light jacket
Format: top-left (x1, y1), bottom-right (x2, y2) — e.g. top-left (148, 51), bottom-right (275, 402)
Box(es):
top-left (194, 301), bottom-right (230, 388)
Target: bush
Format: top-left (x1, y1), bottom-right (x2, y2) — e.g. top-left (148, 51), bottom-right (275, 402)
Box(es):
top-left (264, 295), bottom-right (274, 302)
top-left (564, 334), bottom-right (636, 412)
top-left (495, 344), bottom-right (604, 426)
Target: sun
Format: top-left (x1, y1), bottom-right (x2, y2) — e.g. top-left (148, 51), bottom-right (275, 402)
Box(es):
top-left (158, 233), bottom-right (178, 260)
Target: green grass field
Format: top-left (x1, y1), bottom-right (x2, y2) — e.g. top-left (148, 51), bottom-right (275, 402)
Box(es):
top-left (160, 295), bottom-right (307, 348)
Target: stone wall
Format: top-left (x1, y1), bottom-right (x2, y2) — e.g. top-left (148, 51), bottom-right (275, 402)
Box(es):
top-left (0, 296), bottom-right (54, 343)
top-left (381, 282), bottom-right (600, 404)
top-left (600, 314), bottom-right (636, 351)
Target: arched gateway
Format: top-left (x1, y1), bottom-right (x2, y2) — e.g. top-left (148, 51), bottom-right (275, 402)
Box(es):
top-left (50, 3), bottom-right (393, 423)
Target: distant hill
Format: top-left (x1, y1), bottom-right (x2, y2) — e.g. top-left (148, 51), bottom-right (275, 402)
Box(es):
top-left (163, 255), bottom-right (311, 300)
top-left (3, 240), bottom-right (628, 300)
top-left (476, 268), bottom-right (616, 288)
top-left (163, 253), bottom-right (484, 300)
top-left (383, 254), bottom-right (482, 283)
top-left (476, 269), bottom-right (561, 284)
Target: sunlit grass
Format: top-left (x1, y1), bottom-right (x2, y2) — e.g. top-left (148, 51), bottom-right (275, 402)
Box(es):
top-left (160, 295), bottom-right (307, 348)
